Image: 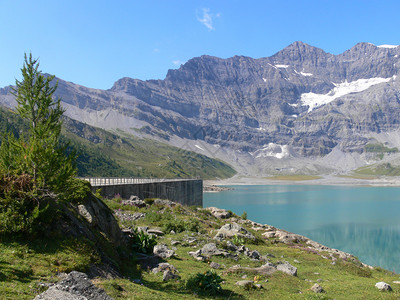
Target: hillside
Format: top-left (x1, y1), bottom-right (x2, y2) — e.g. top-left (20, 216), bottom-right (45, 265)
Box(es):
top-left (0, 106), bottom-right (236, 179)
top-left (2, 195), bottom-right (399, 299)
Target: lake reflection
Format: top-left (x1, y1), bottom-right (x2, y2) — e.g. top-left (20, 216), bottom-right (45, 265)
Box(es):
top-left (203, 185), bottom-right (400, 272)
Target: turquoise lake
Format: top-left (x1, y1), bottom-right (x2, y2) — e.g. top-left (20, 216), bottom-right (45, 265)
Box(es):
top-left (203, 185), bottom-right (400, 272)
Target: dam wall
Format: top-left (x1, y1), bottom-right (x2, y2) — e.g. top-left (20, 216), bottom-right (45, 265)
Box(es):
top-left (84, 178), bottom-right (203, 207)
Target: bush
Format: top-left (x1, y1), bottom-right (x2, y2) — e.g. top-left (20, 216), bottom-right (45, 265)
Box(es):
top-left (186, 270), bottom-right (223, 295)
top-left (0, 174), bottom-right (55, 235)
top-left (130, 228), bottom-right (157, 254)
top-left (241, 211), bottom-right (247, 220)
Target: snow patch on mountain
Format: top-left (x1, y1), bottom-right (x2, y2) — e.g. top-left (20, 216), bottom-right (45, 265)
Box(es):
top-left (301, 76), bottom-right (394, 112)
top-left (294, 70), bottom-right (313, 76)
top-left (378, 45), bottom-right (399, 49)
top-left (275, 64), bottom-right (289, 68)
top-left (250, 143), bottom-right (290, 159)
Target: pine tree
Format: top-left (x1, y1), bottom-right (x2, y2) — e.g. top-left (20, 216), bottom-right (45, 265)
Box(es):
top-left (1, 53), bottom-right (76, 192)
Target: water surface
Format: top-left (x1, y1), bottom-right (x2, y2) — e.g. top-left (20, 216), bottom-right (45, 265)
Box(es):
top-left (203, 185), bottom-right (400, 272)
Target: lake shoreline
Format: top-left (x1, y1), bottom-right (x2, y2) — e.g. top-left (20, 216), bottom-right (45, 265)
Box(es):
top-left (205, 174), bottom-right (400, 187)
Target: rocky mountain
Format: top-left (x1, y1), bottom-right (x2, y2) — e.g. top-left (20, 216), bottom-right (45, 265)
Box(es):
top-left (2, 41), bottom-right (400, 175)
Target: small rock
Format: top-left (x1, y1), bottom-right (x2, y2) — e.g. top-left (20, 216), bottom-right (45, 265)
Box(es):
top-left (235, 280), bottom-right (254, 290)
top-left (153, 244), bottom-right (175, 259)
top-left (170, 230), bottom-right (175, 234)
top-left (276, 261), bottom-right (297, 276)
top-left (210, 262), bottom-right (221, 269)
top-left (214, 223), bottom-right (255, 241)
top-left (241, 274), bottom-right (247, 279)
top-left (163, 270), bottom-right (180, 281)
top-left (188, 249), bottom-right (206, 262)
top-left (121, 199), bottom-right (146, 208)
top-left (313, 272), bottom-right (320, 275)
top-left (226, 240), bottom-right (238, 251)
top-left (153, 199), bottom-right (176, 207)
top-left (375, 281), bottom-right (392, 291)
top-left (248, 250), bottom-right (261, 260)
top-left (311, 283), bottom-right (324, 293)
top-left (262, 231), bottom-right (276, 238)
top-left (201, 243), bottom-right (229, 257)
top-left (152, 263), bottom-right (177, 274)
top-left (147, 229), bottom-right (164, 236)
top-left (254, 284), bottom-right (263, 289)
top-left (392, 281), bottom-right (400, 284)
top-left (294, 259), bottom-right (300, 263)
top-left (317, 278), bottom-right (323, 282)
top-left (206, 207), bottom-right (232, 219)
top-left (170, 240), bottom-right (181, 246)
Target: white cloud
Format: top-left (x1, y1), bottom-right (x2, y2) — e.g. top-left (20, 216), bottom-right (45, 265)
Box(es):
top-left (172, 60), bottom-right (183, 66)
top-left (197, 8), bottom-right (218, 30)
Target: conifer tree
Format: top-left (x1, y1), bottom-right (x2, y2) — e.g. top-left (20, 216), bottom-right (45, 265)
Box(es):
top-left (1, 53), bottom-right (76, 192)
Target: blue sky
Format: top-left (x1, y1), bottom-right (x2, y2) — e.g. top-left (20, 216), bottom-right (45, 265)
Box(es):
top-left (1, 0), bottom-right (400, 89)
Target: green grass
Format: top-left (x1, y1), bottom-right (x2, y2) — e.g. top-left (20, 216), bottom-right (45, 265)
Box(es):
top-left (364, 143), bottom-right (398, 154)
top-left (1, 195), bottom-right (399, 299)
top-left (0, 106), bottom-right (236, 179)
top-left (354, 163), bottom-right (400, 176)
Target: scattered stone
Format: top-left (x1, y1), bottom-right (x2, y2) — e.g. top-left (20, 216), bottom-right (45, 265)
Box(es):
top-left (206, 207), bottom-right (232, 219)
top-left (226, 240), bottom-right (238, 251)
top-left (235, 280), bottom-right (254, 290)
top-left (147, 229), bottom-right (164, 236)
top-left (114, 211), bottom-right (145, 222)
top-left (121, 199), bottom-right (146, 208)
top-left (137, 226), bottom-right (149, 233)
top-left (201, 243), bottom-right (229, 257)
top-left (262, 231), bottom-right (276, 238)
top-left (153, 244), bottom-right (175, 259)
top-left (163, 270), bottom-right (180, 281)
top-left (276, 262), bottom-right (297, 276)
top-left (294, 259), bottom-right (300, 263)
top-left (375, 282), bottom-right (392, 291)
top-left (236, 245), bottom-right (249, 254)
top-left (313, 272), bottom-right (320, 275)
top-left (241, 274), bottom-right (247, 279)
top-left (225, 263), bottom-right (277, 276)
top-left (254, 284), bottom-right (263, 289)
top-left (153, 199), bottom-right (176, 207)
top-left (248, 250), bottom-right (261, 260)
top-left (214, 223), bottom-right (255, 241)
top-left (188, 249), bottom-right (206, 262)
top-left (392, 281), bottom-right (400, 284)
top-left (210, 262), bottom-right (221, 269)
top-left (170, 230), bottom-right (175, 234)
top-left (185, 237), bottom-right (197, 245)
top-left (34, 271), bottom-right (112, 300)
top-left (317, 278), bottom-right (323, 282)
top-left (151, 263), bottom-right (178, 274)
top-left (170, 240), bottom-right (181, 246)
top-left (311, 283), bottom-right (324, 293)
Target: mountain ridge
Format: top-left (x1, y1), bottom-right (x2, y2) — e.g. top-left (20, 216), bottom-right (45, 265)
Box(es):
top-left (2, 41), bottom-right (400, 175)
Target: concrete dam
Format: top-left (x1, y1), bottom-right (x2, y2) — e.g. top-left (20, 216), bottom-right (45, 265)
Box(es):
top-left (83, 178), bottom-right (203, 207)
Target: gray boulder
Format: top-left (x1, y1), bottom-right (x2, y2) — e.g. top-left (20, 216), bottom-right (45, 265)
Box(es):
top-left (214, 223), bottom-right (255, 241)
top-left (34, 271), bottom-right (112, 300)
top-left (201, 243), bottom-right (230, 257)
top-left (153, 244), bottom-right (175, 259)
top-left (235, 280), bottom-right (254, 290)
top-left (276, 261), bottom-right (297, 276)
top-left (375, 281), bottom-right (392, 291)
top-left (311, 283), bottom-right (324, 293)
top-left (206, 207), bottom-right (232, 219)
top-left (162, 270), bottom-right (180, 281)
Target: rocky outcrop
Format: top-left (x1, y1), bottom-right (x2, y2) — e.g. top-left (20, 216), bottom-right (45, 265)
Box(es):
top-left (34, 271), bottom-right (113, 300)
top-left (214, 223), bottom-right (255, 241)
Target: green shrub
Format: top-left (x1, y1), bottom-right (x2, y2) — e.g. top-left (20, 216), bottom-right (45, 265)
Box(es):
top-left (130, 228), bottom-right (157, 254)
top-left (241, 211), bottom-right (247, 220)
top-left (186, 270), bottom-right (223, 295)
top-left (232, 235), bottom-right (245, 246)
top-left (0, 174), bottom-right (56, 235)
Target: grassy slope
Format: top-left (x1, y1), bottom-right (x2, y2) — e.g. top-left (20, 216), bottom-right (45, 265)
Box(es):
top-left (1, 197), bottom-right (399, 299)
top-left (0, 106), bottom-right (236, 179)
